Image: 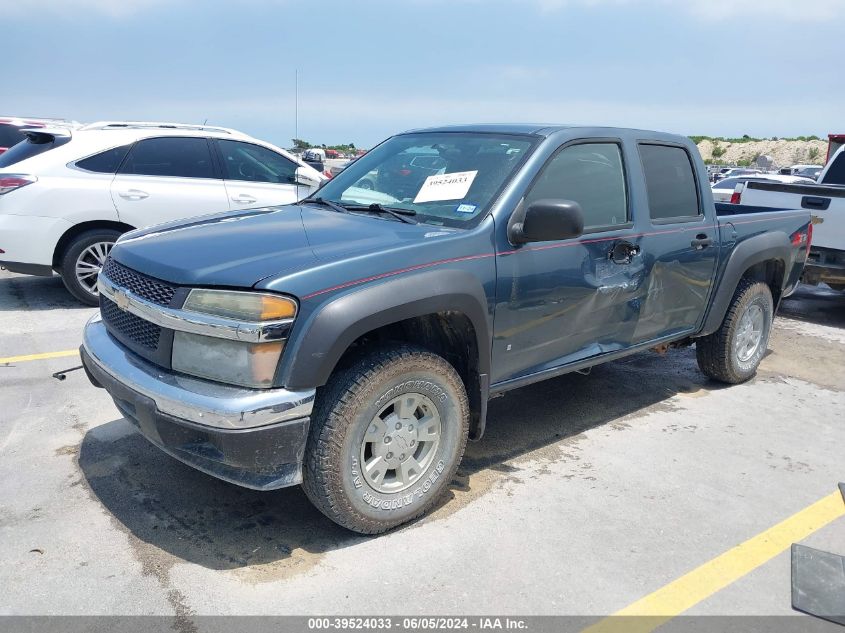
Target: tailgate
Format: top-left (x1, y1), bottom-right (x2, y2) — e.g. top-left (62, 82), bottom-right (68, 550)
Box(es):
top-left (731, 181), bottom-right (845, 251)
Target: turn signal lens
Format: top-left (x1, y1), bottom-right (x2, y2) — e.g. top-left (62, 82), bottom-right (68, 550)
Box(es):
top-left (183, 290), bottom-right (297, 322)
top-left (257, 294), bottom-right (298, 320)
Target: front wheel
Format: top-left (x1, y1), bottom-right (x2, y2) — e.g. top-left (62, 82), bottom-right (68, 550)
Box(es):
top-left (302, 344), bottom-right (469, 534)
top-left (696, 279), bottom-right (773, 384)
top-left (59, 229), bottom-right (122, 306)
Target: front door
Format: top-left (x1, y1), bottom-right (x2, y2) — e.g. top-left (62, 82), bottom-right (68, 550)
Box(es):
top-left (110, 136), bottom-right (229, 228)
top-left (215, 139), bottom-right (312, 208)
top-left (492, 140), bottom-right (644, 384)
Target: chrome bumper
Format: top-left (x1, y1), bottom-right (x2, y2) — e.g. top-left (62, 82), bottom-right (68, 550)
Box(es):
top-left (82, 314), bottom-right (315, 430)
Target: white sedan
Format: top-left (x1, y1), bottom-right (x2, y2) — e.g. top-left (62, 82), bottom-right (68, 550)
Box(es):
top-left (0, 121), bottom-right (326, 304)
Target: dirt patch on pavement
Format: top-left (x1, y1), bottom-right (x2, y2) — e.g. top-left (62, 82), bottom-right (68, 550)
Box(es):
top-left (760, 320), bottom-right (845, 392)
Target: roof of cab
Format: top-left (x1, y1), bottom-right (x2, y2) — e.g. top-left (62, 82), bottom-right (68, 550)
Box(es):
top-left (402, 123), bottom-right (691, 143)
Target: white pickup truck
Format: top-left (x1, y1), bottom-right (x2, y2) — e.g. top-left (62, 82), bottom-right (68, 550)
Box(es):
top-left (729, 146), bottom-right (845, 291)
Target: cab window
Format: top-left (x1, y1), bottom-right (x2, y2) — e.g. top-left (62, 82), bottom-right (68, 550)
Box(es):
top-left (639, 144), bottom-right (700, 220)
top-left (524, 142), bottom-right (628, 230)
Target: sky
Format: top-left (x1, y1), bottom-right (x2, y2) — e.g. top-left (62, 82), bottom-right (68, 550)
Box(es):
top-left (3, 0), bottom-right (844, 149)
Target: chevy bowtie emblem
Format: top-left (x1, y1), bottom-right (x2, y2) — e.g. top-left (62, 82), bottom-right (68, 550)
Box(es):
top-left (114, 289), bottom-right (131, 311)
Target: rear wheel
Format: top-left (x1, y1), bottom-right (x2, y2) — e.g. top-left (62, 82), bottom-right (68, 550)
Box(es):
top-left (59, 229), bottom-right (122, 306)
top-left (696, 279), bottom-right (773, 384)
top-left (302, 344), bottom-right (469, 534)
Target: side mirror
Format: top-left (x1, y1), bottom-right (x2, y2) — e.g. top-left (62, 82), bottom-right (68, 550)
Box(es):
top-left (294, 166), bottom-right (320, 188)
top-left (510, 199), bottom-right (584, 244)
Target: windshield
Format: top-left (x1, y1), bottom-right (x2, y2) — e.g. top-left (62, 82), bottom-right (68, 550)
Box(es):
top-left (312, 132), bottom-right (537, 227)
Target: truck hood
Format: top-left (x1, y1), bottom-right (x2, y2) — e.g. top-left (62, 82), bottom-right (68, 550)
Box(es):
top-left (110, 204), bottom-right (452, 288)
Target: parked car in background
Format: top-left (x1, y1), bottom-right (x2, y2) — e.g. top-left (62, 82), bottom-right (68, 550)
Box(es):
top-left (0, 116), bottom-right (78, 154)
top-left (302, 148), bottom-right (333, 177)
top-left (712, 166), bottom-right (733, 183)
top-left (0, 121), bottom-right (326, 304)
top-left (711, 174), bottom-right (815, 202)
top-left (729, 143), bottom-right (845, 290)
top-left (713, 167), bottom-right (762, 183)
top-left (794, 166), bottom-right (823, 181)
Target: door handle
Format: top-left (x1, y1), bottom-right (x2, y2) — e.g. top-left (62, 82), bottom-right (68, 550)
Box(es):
top-left (609, 241), bottom-right (641, 265)
top-left (691, 234), bottom-right (713, 250)
top-left (231, 194), bottom-right (257, 204)
top-left (117, 189), bottom-right (149, 200)
top-left (801, 196), bottom-right (830, 211)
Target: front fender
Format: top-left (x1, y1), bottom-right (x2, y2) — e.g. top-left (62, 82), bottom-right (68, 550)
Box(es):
top-left (278, 269), bottom-right (492, 390)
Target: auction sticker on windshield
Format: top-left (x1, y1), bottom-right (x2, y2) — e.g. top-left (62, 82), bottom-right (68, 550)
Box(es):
top-left (413, 170), bottom-right (478, 203)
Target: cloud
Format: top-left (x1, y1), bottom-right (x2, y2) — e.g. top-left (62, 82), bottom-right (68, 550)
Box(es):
top-left (9, 0), bottom-right (843, 21)
top-left (6, 0), bottom-right (169, 17)
top-left (552, 0), bottom-right (843, 20)
top-left (680, 0), bottom-right (845, 21)
top-left (470, 0), bottom-right (845, 21)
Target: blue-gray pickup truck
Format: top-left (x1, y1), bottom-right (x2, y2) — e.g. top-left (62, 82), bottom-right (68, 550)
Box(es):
top-left (80, 125), bottom-right (812, 533)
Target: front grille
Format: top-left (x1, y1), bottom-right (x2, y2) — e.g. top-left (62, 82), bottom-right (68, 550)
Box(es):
top-left (102, 257), bottom-right (175, 307)
top-left (101, 297), bottom-right (161, 350)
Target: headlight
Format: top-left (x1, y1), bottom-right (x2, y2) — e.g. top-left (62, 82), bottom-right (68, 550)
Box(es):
top-left (183, 289), bottom-right (297, 321)
top-left (172, 332), bottom-right (284, 388)
top-left (174, 290), bottom-right (296, 388)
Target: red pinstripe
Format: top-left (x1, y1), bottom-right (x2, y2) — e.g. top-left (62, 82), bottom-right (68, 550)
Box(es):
top-left (301, 212), bottom-right (809, 300)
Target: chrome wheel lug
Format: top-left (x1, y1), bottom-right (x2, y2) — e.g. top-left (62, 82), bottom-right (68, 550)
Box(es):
top-left (384, 436), bottom-right (391, 444)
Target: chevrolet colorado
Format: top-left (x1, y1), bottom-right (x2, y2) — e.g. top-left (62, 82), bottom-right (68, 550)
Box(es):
top-left (80, 125), bottom-right (811, 533)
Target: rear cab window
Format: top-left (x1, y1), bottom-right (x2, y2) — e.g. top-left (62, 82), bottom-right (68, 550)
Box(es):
top-left (638, 143), bottom-right (702, 222)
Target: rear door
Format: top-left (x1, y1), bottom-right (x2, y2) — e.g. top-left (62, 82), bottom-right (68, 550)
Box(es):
top-left (110, 136), bottom-right (229, 227)
top-left (631, 143), bottom-right (719, 343)
top-left (214, 139), bottom-right (309, 207)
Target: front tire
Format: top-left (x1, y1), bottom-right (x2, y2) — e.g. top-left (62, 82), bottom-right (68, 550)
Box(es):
top-left (59, 229), bottom-right (122, 306)
top-left (302, 344), bottom-right (469, 534)
top-left (696, 279), bottom-right (773, 384)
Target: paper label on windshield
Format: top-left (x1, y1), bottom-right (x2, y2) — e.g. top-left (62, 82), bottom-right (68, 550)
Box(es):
top-left (413, 170), bottom-right (477, 203)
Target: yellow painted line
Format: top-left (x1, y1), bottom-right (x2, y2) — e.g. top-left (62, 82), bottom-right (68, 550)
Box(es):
top-left (583, 490), bottom-right (845, 633)
top-left (0, 349), bottom-right (79, 364)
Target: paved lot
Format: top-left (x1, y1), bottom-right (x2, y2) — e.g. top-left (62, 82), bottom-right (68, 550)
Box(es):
top-left (1, 269), bottom-right (844, 625)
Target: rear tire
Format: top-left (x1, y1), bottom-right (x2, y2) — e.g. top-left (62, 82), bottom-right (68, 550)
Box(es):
top-left (302, 344), bottom-right (469, 534)
top-left (696, 279), bottom-right (773, 384)
top-left (59, 229), bottom-right (122, 306)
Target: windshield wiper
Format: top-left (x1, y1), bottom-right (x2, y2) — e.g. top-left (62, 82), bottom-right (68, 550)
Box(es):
top-left (345, 203), bottom-right (418, 224)
top-left (301, 197), bottom-right (349, 214)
